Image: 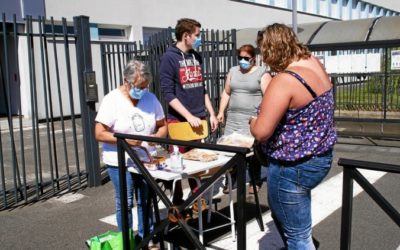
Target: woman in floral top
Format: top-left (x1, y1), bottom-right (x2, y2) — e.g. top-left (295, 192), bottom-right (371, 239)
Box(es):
top-left (250, 23), bottom-right (336, 249)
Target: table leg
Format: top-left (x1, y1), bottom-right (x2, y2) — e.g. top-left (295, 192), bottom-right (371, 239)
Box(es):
top-left (236, 153), bottom-right (247, 249)
top-left (248, 159), bottom-right (265, 231)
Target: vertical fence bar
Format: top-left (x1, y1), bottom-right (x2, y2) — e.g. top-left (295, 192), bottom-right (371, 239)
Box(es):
top-left (111, 44), bottom-right (117, 88)
top-left (106, 44), bottom-right (113, 90)
top-left (41, 16), bottom-right (57, 194)
top-left (51, 17), bottom-right (66, 190)
top-left (100, 43), bottom-right (110, 95)
top-left (383, 48), bottom-right (388, 119)
top-left (0, 27), bottom-right (6, 207)
top-left (116, 43), bottom-right (122, 81)
top-left (38, 16), bottom-right (56, 194)
top-left (73, 15), bottom-right (101, 187)
top-left (2, 13), bottom-right (21, 204)
top-left (340, 168), bottom-right (354, 250)
top-left (14, 14), bottom-right (28, 203)
top-left (62, 17), bottom-right (74, 190)
top-left (26, 16), bottom-right (41, 199)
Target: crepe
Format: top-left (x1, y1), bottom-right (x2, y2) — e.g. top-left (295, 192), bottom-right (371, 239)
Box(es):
top-left (217, 132), bottom-right (254, 148)
top-left (182, 149), bottom-right (218, 162)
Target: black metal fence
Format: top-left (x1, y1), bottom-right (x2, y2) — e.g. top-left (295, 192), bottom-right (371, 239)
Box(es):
top-left (0, 14), bottom-right (98, 210)
top-left (97, 28), bottom-right (237, 125)
top-left (338, 158), bottom-right (400, 250)
top-left (310, 47), bottom-right (400, 124)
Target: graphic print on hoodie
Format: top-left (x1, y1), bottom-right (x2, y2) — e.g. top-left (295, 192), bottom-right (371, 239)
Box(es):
top-left (160, 45), bottom-right (207, 121)
top-left (178, 54), bottom-right (203, 89)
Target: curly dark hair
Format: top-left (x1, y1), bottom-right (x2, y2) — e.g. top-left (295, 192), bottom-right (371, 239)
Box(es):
top-left (257, 23), bottom-right (311, 72)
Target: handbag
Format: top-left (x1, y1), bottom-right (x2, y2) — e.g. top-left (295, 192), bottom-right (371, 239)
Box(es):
top-left (253, 140), bottom-right (269, 166)
top-left (86, 229), bottom-right (135, 250)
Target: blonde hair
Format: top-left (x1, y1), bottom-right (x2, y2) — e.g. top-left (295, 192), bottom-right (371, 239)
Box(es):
top-left (257, 23), bottom-right (311, 72)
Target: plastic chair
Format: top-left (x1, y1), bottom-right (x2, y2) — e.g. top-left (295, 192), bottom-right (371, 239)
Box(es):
top-left (167, 121), bottom-right (235, 243)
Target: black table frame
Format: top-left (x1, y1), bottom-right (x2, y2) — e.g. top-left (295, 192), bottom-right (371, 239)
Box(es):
top-left (114, 133), bottom-right (264, 249)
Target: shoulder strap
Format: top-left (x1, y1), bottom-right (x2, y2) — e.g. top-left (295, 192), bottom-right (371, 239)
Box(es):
top-left (283, 70), bottom-right (317, 98)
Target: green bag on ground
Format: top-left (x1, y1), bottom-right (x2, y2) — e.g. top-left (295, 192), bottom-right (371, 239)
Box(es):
top-left (86, 229), bottom-right (135, 250)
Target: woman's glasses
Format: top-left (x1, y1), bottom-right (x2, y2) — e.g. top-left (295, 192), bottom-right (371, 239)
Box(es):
top-left (238, 56), bottom-right (252, 61)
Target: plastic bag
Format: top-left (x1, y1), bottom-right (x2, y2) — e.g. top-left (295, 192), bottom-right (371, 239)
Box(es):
top-left (86, 229), bottom-right (135, 250)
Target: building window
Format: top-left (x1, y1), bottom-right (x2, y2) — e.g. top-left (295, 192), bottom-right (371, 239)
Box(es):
top-left (44, 24), bottom-right (74, 35)
top-left (98, 28), bottom-right (125, 37)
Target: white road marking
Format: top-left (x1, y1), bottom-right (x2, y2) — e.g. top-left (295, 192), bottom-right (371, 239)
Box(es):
top-left (50, 192), bottom-right (86, 204)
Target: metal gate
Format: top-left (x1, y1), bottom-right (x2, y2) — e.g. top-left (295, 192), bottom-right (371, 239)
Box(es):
top-left (0, 14), bottom-right (100, 210)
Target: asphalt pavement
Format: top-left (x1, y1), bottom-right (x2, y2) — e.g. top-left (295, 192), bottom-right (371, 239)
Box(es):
top-left (0, 137), bottom-right (399, 250)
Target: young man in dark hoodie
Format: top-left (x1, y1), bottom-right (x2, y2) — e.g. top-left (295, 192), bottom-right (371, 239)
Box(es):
top-left (160, 18), bottom-right (218, 207)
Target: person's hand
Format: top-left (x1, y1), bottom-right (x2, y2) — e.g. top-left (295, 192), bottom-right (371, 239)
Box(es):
top-left (216, 112), bottom-right (224, 124)
top-left (186, 115), bottom-right (202, 127)
top-left (209, 115), bottom-right (219, 132)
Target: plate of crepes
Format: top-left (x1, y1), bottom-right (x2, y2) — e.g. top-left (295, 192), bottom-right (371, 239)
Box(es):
top-left (217, 132), bottom-right (254, 148)
top-left (182, 148), bottom-right (219, 162)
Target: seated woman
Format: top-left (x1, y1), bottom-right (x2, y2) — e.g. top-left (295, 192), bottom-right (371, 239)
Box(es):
top-left (95, 60), bottom-right (167, 245)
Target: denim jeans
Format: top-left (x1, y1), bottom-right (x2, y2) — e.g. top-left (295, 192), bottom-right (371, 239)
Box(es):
top-left (107, 166), bottom-right (154, 238)
top-left (266, 151), bottom-right (333, 250)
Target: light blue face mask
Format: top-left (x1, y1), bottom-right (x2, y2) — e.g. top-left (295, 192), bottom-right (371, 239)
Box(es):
top-left (129, 87), bottom-right (148, 100)
top-left (239, 59), bottom-right (251, 70)
top-left (192, 37), bottom-right (202, 49)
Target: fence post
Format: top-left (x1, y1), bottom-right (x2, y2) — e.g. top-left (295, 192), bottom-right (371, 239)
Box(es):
top-left (340, 167), bottom-right (354, 250)
top-left (73, 16), bottom-right (101, 187)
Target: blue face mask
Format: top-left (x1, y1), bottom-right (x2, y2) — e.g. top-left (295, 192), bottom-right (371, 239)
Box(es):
top-left (239, 59), bottom-right (251, 70)
top-left (192, 37), bottom-right (202, 49)
top-left (129, 87), bottom-right (148, 100)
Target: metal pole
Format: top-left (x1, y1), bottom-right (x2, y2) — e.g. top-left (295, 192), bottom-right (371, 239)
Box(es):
top-left (340, 168), bottom-right (354, 250)
top-left (236, 153), bottom-right (247, 249)
top-left (73, 16), bottom-right (101, 187)
top-left (117, 139), bottom-right (130, 250)
top-left (292, 0), bottom-right (298, 34)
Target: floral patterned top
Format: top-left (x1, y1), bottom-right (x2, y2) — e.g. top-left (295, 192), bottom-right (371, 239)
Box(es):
top-left (260, 70), bottom-right (337, 162)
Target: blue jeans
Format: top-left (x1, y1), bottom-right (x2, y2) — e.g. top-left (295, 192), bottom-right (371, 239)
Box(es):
top-left (267, 151), bottom-right (333, 250)
top-left (107, 166), bottom-right (154, 238)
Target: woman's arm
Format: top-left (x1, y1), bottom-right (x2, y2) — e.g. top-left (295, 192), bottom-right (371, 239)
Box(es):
top-left (152, 118), bottom-right (168, 138)
top-left (217, 72), bottom-right (232, 124)
top-left (95, 122), bottom-right (142, 146)
top-left (250, 74), bottom-right (292, 141)
top-left (260, 72), bottom-right (272, 95)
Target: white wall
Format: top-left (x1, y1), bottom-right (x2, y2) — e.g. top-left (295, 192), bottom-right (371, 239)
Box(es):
top-left (44, 0), bottom-right (332, 42)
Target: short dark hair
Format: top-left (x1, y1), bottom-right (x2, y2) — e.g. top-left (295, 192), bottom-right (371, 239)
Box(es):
top-left (175, 18), bottom-right (201, 41)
